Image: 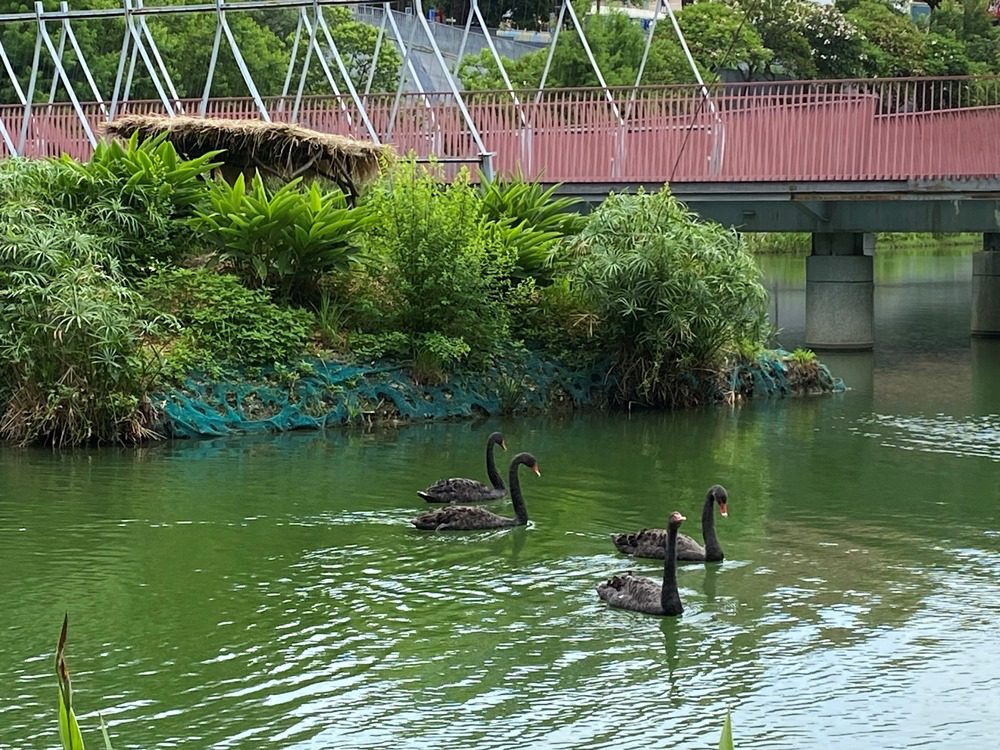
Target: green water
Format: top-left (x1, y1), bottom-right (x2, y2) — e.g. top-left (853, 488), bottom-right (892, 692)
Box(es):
top-left (2, 251), bottom-right (1000, 749)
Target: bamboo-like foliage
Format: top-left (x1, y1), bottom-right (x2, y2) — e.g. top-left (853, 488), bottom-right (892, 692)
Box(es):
top-left (574, 187), bottom-right (770, 406)
top-left (0, 155), bottom-right (181, 446)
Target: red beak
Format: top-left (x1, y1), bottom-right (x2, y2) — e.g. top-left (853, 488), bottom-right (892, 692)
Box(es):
top-left (532, 463), bottom-right (541, 477)
top-left (719, 501), bottom-right (728, 518)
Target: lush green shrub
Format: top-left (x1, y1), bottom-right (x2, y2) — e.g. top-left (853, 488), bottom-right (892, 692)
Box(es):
top-left (0, 214), bottom-right (168, 446)
top-left (480, 176), bottom-right (587, 284)
top-left (143, 268), bottom-right (312, 379)
top-left (355, 162), bottom-right (516, 378)
top-left (192, 173), bottom-right (373, 305)
top-left (573, 187), bottom-right (770, 405)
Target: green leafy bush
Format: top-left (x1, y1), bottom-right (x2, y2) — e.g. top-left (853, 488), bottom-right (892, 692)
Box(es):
top-left (143, 268), bottom-right (312, 379)
top-left (355, 162), bottom-right (516, 374)
top-left (480, 176), bottom-right (587, 285)
top-left (193, 173), bottom-right (373, 304)
top-left (574, 187), bottom-right (770, 405)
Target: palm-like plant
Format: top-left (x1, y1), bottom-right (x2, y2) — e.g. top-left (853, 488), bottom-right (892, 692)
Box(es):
top-left (193, 173), bottom-right (373, 304)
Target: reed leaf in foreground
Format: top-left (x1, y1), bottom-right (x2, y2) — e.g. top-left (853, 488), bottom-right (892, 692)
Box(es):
top-left (719, 713), bottom-right (734, 750)
top-left (56, 615), bottom-right (87, 750)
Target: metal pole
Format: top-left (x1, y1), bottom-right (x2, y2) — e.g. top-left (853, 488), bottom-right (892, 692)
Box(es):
top-left (363, 6), bottom-right (387, 99)
top-left (471, 1), bottom-right (524, 127)
top-left (199, 12), bottom-right (223, 116)
top-left (136, 0), bottom-right (183, 112)
top-left (122, 36), bottom-right (138, 104)
top-left (0, 39), bottom-right (26, 105)
top-left (216, 0), bottom-right (270, 120)
top-left (291, 6), bottom-right (317, 122)
top-left (412, 0), bottom-right (491, 169)
top-left (0, 115), bottom-right (16, 154)
top-left (280, 10), bottom-right (304, 108)
top-left (109, 22), bottom-right (131, 119)
top-left (123, 0), bottom-right (174, 115)
top-left (35, 2), bottom-right (97, 147)
top-left (315, 1), bottom-right (379, 142)
top-left (385, 14), bottom-right (417, 142)
top-left (564, 0), bottom-right (620, 123)
top-left (298, 8), bottom-right (352, 126)
top-left (452, 2), bottom-right (474, 76)
top-left (536, 0), bottom-right (566, 101)
top-left (628, 0), bottom-right (664, 119)
top-left (61, 2), bottom-right (107, 116)
top-left (46, 8), bottom-right (68, 105)
top-left (661, 0), bottom-right (723, 174)
top-left (18, 29), bottom-right (42, 152)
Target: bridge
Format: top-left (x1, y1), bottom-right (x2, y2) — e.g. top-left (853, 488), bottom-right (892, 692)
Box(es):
top-left (1, 0), bottom-right (999, 350)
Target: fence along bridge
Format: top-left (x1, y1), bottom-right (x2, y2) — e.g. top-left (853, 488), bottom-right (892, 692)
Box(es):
top-left (2, 0), bottom-right (1000, 350)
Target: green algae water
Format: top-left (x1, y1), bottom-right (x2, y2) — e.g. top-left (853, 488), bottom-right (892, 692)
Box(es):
top-left (2, 249), bottom-right (999, 749)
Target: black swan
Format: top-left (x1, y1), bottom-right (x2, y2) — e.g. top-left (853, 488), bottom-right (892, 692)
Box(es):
top-left (411, 453), bottom-right (540, 530)
top-left (610, 485), bottom-right (728, 562)
top-left (417, 431), bottom-right (508, 503)
top-left (597, 511), bottom-right (686, 616)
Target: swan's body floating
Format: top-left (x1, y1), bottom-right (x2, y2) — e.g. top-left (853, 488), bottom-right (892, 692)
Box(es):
top-left (611, 485), bottom-right (728, 562)
top-left (597, 511), bottom-right (686, 617)
top-left (417, 431), bottom-right (507, 503)
top-left (411, 453), bottom-right (540, 531)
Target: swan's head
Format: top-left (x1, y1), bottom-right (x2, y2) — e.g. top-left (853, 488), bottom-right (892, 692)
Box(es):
top-left (668, 511), bottom-right (686, 529)
top-left (515, 452), bottom-right (541, 477)
top-left (709, 484), bottom-right (729, 518)
top-left (489, 431), bottom-right (508, 451)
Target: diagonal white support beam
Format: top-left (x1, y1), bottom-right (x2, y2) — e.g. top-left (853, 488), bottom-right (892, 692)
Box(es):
top-left (34, 2), bottom-right (96, 147)
top-left (314, 2), bottom-right (378, 142)
top-left (60, 2), bottom-right (107, 117)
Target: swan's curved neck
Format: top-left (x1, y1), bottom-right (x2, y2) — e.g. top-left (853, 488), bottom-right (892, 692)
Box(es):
top-left (486, 440), bottom-right (504, 490)
top-left (509, 462), bottom-right (528, 525)
top-left (701, 494), bottom-right (724, 562)
top-left (661, 524), bottom-right (683, 615)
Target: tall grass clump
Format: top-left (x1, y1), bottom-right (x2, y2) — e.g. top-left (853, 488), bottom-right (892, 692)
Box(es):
top-left (574, 187), bottom-right (770, 406)
top-left (353, 161), bottom-right (516, 380)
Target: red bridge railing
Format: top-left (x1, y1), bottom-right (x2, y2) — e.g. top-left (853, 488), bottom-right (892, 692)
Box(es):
top-left (2, 76), bottom-right (999, 183)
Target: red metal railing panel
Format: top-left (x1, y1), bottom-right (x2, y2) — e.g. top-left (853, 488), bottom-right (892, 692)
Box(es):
top-left (3, 76), bottom-right (1000, 182)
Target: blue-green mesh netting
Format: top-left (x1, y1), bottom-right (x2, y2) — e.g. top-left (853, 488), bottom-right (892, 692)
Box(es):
top-left (156, 351), bottom-right (844, 439)
top-left (156, 353), bottom-right (610, 439)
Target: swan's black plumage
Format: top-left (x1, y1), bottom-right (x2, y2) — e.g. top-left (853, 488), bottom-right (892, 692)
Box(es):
top-left (411, 453), bottom-right (540, 531)
top-left (417, 431), bottom-right (507, 503)
top-left (611, 485), bottom-right (728, 562)
top-left (597, 511), bottom-right (686, 616)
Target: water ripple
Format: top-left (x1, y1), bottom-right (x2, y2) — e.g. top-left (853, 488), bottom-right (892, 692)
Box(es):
top-left (853, 413), bottom-right (1000, 461)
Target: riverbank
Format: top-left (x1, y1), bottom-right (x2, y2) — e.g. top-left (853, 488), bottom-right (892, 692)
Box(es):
top-left (156, 350), bottom-right (843, 439)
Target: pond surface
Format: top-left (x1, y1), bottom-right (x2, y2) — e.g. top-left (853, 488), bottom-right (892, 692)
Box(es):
top-left (2, 250), bottom-right (1000, 749)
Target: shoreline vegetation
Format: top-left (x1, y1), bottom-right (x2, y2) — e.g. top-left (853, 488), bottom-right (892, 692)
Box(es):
top-left (743, 232), bottom-right (981, 256)
top-left (0, 133), bottom-right (842, 448)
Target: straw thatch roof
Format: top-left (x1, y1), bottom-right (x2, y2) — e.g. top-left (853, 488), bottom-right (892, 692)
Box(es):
top-left (103, 115), bottom-right (391, 198)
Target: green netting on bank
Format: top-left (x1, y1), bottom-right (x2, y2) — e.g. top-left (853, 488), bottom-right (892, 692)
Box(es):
top-left (155, 351), bottom-right (844, 439)
top-left (156, 353), bottom-right (609, 439)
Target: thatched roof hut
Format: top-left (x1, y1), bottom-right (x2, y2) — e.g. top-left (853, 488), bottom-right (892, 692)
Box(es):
top-left (103, 115), bottom-right (391, 199)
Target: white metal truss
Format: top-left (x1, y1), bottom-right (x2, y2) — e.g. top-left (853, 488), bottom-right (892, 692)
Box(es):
top-left (0, 0), bottom-right (720, 179)
top-left (0, 0), bottom-right (492, 175)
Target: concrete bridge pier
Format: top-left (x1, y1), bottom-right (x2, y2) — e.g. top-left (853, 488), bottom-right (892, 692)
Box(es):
top-left (805, 233), bottom-right (875, 351)
top-left (972, 233), bottom-right (1000, 336)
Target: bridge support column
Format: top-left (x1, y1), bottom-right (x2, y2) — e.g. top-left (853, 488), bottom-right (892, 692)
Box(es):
top-left (805, 233), bottom-right (874, 351)
top-left (972, 233), bottom-right (1000, 337)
